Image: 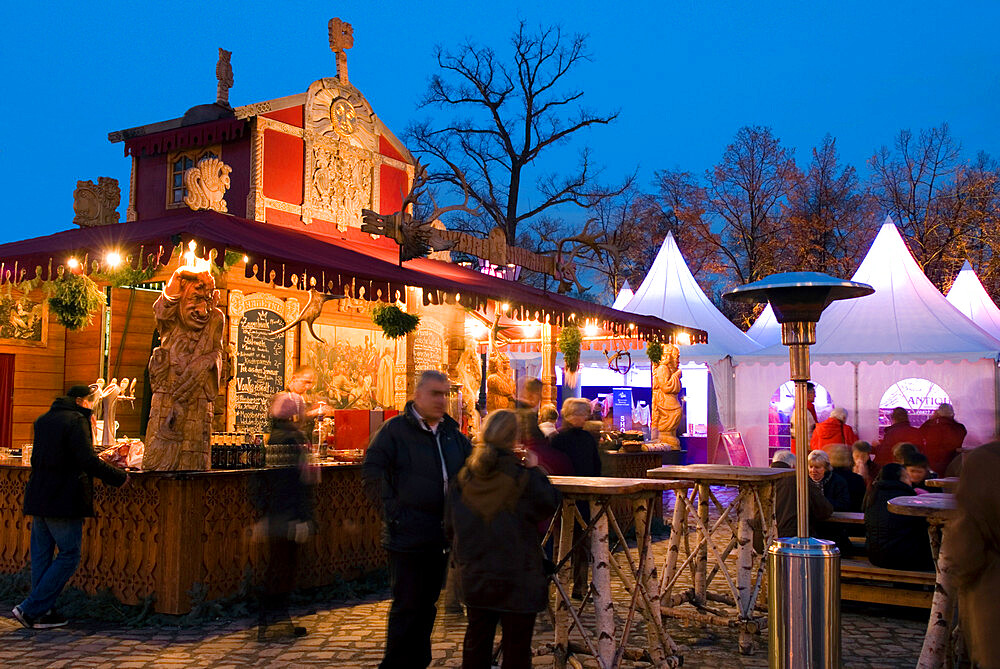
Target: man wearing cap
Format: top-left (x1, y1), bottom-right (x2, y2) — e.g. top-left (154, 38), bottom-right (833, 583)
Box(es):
top-left (11, 385), bottom-right (128, 629)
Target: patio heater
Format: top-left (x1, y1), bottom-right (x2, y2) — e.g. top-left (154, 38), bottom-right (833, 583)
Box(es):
top-left (724, 272), bottom-right (872, 669)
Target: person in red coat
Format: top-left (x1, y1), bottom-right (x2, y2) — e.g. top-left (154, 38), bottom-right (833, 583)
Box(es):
top-left (918, 403), bottom-right (966, 474)
top-left (874, 407), bottom-right (923, 466)
top-left (810, 407), bottom-right (859, 452)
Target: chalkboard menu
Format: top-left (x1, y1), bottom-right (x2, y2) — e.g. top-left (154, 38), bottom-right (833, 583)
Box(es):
top-left (413, 325), bottom-right (444, 373)
top-left (233, 309), bottom-right (286, 433)
top-left (226, 291), bottom-right (299, 435)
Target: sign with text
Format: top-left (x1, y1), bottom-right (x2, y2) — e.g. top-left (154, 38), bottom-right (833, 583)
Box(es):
top-left (226, 291), bottom-right (298, 433)
top-left (612, 387), bottom-right (634, 432)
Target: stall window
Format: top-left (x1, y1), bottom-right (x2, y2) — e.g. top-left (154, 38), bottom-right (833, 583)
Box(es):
top-left (767, 381), bottom-right (834, 461)
top-left (166, 147), bottom-right (220, 207)
top-left (877, 378), bottom-right (951, 440)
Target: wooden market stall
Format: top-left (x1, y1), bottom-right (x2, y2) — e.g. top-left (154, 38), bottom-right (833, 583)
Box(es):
top-left (0, 20), bottom-right (705, 614)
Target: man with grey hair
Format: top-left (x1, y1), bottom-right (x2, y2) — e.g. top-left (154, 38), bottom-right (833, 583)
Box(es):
top-left (363, 370), bottom-right (472, 668)
top-left (919, 402), bottom-right (967, 474)
top-left (810, 405), bottom-right (858, 452)
top-left (768, 449), bottom-right (833, 540)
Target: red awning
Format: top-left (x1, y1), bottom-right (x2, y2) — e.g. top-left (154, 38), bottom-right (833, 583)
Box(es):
top-left (0, 211), bottom-right (706, 343)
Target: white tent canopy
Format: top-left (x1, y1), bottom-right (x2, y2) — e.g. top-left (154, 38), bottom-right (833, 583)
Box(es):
top-left (734, 219), bottom-right (1000, 364)
top-left (733, 217), bottom-right (1000, 464)
top-left (624, 232), bottom-right (761, 364)
top-left (611, 280), bottom-right (635, 310)
top-left (946, 260), bottom-right (1000, 341)
top-left (746, 304), bottom-right (779, 347)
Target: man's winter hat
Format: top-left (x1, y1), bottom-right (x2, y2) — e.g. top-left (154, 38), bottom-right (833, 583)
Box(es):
top-left (67, 385), bottom-right (92, 399)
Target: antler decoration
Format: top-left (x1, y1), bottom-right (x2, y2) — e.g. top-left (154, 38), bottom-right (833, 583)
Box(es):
top-left (553, 221), bottom-right (621, 294)
top-left (361, 160), bottom-right (480, 263)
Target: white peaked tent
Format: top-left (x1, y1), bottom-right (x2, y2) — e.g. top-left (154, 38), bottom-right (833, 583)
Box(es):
top-left (746, 304), bottom-right (780, 347)
top-left (732, 217), bottom-right (1000, 465)
top-left (617, 232), bottom-right (762, 459)
top-left (946, 261), bottom-right (1000, 341)
top-left (611, 280), bottom-right (635, 310)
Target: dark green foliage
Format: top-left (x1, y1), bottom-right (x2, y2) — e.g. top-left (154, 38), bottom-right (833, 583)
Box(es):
top-left (47, 272), bottom-right (105, 331)
top-left (558, 324), bottom-right (582, 372)
top-left (372, 304), bottom-right (420, 339)
top-left (647, 340), bottom-right (663, 365)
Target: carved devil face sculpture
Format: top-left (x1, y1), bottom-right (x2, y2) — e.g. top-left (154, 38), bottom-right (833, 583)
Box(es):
top-left (176, 270), bottom-right (219, 331)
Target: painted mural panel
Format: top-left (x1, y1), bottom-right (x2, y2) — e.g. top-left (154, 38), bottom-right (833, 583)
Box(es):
top-left (301, 323), bottom-right (401, 410)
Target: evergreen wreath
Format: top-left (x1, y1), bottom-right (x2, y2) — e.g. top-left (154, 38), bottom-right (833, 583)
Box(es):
top-left (47, 271), bottom-right (105, 331)
top-left (558, 324), bottom-right (582, 372)
top-left (372, 304), bottom-right (420, 339)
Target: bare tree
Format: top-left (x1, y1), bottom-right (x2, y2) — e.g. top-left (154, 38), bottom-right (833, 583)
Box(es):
top-left (786, 134), bottom-right (876, 278)
top-left (406, 22), bottom-right (629, 242)
top-left (868, 124), bottom-right (970, 286)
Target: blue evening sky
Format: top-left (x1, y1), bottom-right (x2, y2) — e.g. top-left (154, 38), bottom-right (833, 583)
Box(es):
top-left (1, 0), bottom-right (998, 244)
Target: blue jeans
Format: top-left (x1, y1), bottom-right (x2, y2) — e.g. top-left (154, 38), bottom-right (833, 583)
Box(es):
top-left (18, 516), bottom-right (83, 618)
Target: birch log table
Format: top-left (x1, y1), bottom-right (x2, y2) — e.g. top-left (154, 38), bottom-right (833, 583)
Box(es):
top-left (924, 477), bottom-right (959, 492)
top-left (647, 464), bottom-right (794, 655)
top-left (543, 476), bottom-right (693, 669)
top-left (888, 493), bottom-right (958, 669)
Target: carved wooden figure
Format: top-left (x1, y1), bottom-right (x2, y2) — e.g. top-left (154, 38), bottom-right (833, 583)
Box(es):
top-left (485, 351), bottom-right (515, 412)
top-left (652, 343), bottom-right (683, 449)
top-left (184, 157), bottom-right (232, 213)
top-left (73, 177), bottom-right (120, 227)
top-left (216, 48), bottom-right (234, 107)
top-left (144, 267), bottom-right (226, 471)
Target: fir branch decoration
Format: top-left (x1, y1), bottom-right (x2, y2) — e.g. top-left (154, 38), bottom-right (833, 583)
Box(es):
top-left (97, 264), bottom-right (158, 289)
top-left (372, 304), bottom-right (420, 339)
top-left (47, 272), bottom-right (105, 331)
top-left (558, 324), bottom-right (582, 372)
top-left (646, 340), bottom-right (664, 365)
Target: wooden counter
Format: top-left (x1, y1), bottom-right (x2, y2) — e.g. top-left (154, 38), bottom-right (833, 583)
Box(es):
top-left (0, 461), bottom-right (384, 615)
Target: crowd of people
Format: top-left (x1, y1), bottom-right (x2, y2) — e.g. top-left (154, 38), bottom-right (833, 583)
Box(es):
top-left (771, 402), bottom-right (967, 569)
top-left (362, 371), bottom-right (604, 669)
top-left (12, 375), bottom-right (999, 666)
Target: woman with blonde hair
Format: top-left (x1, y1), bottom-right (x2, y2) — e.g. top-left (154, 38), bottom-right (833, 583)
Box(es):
top-left (447, 410), bottom-right (560, 669)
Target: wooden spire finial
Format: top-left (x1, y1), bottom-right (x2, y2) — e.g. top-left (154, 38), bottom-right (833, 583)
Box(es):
top-left (328, 18), bottom-right (353, 83)
top-left (216, 48), bottom-right (234, 106)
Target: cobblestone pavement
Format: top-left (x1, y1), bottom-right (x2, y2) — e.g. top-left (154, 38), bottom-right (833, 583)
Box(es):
top-left (0, 489), bottom-right (928, 668)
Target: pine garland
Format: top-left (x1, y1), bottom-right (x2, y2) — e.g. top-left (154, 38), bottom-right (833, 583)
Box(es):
top-left (558, 324), bottom-right (582, 372)
top-left (47, 271), bottom-right (105, 331)
top-left (647, 340), bottom-right (664, 365)
top-left (372, 304), bottom-right (420, 339)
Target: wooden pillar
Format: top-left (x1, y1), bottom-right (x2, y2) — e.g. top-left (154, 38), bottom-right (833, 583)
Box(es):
top-left (541, 321), bottom-right (557, 407)
top-left (694, 483), bottom-right (710, 602)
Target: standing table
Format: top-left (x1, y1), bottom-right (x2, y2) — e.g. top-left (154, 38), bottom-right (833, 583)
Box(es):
top-left (647, 464), bottom-right (794, 654)
top-left (924, 477), bottom-right (959, 492)
top-left (888, 493), bottom-right (958, 669)
top-left (543, 476), bottom-right (693, 669)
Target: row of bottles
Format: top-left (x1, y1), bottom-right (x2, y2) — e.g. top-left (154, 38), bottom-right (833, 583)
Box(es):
top-left (210, 432), bottom-right (266, 469)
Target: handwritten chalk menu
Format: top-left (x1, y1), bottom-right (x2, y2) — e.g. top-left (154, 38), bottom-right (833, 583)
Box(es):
top-left (413, 326), bottom-right (444, 372)
top-left (226, 291), bottom-right (299, 433)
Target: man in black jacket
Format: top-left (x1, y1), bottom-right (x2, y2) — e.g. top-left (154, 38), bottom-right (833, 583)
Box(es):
top-left (362, 370), bottom-right (472, 669)
top-left (12, 386), bottom-right (128, 629)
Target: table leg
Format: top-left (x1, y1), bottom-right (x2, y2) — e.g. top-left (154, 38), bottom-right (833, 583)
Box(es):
top-left (660, 486), bottom-right (687, 605)
top-left (553, 499), bottom-right (576, 669)
top-left (695, 483), bottom-right (709, 602)
top-left (735, 485), bottom-right (755, 655)
top-left (917, 519), bottom-right (956, 669)
top-left (633, 494), bottom-right (665, 665)
top-left (590, 498), bottom-right (614, 668)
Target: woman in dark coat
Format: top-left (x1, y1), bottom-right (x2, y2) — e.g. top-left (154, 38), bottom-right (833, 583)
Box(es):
top-left (863, 463), bottom-right (933, 571)
top-left (448, 410), bottom-right (561, 669)
top-left (828, 444), bottom-right (866, 512)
